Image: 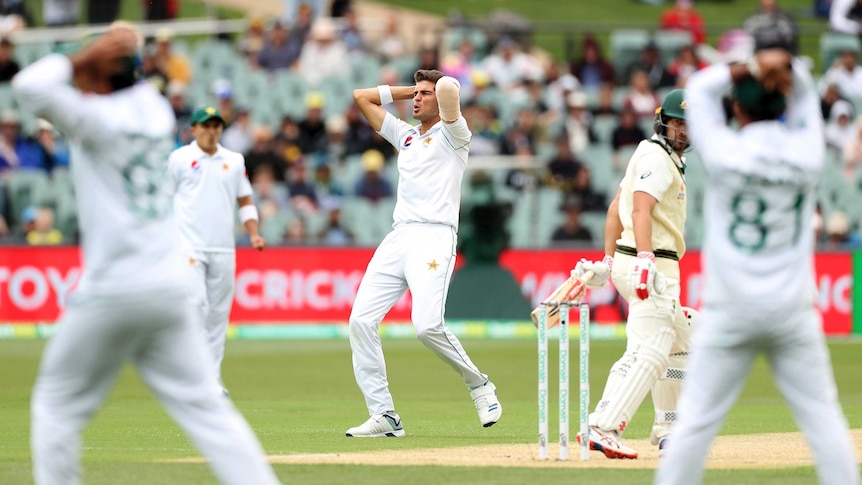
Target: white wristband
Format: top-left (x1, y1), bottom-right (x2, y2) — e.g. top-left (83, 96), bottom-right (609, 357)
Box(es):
top-left (239, 205), bottom-right (259, 223)
top-left (377, 85), bottom-right (394, 105)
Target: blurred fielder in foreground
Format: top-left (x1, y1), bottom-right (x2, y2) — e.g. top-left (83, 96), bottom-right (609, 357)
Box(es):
top-left (346, 69), bottom-right (501, 437)
top-left (168, 106), bottom-right (265, 395)
top-left (655, 49), bottom-right (860, 485)
top-left (574, 88), bottom-right (695, 459)
top-left (14, 25), bottom-right (281, 485)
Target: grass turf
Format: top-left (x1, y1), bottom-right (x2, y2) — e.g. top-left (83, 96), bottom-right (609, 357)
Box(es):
top-left (0, 338), bottom-right (860, 484)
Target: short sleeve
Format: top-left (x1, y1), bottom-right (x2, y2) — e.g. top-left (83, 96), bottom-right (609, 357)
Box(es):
top-left (236, 155), bottom-right (253, 198)
top-left (631, 152), bottom-right (675, 201)
top-left (377, 112), bottom-right (414, 150)
top-left (441, 117), bottom-right (471, 150)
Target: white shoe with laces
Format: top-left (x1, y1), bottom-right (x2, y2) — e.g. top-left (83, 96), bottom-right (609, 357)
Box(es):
top-left (577, 426), bottom-right (638, 459)
top-left (470, 381), bottom-right (502, 427)
top-left (345, 413), bottom-right (405, 437)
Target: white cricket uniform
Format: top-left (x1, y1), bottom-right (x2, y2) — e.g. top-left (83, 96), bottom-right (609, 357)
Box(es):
top-left (656, 62), bottom-right (859, 485)
top-left (349, 111), bottom-right (490, 415)
top-left (168, 143), bottom-right (253, 384)
top-left (15, 54), bottom-right (280, 485)
top-left (589, 134), bottom-right (692, 442)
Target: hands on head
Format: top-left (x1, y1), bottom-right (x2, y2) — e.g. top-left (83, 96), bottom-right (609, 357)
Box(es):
top-left (71, 23), bottom-right (141, 93)
top-left (754, 48), bottom-right (793, 95)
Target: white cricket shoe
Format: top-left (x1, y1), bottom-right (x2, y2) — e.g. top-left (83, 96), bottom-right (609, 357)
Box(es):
top-left (577, 426), bottom-right (638, 459)
top-left (470, 381), bottom-right (502, 427)
top-left (345, 413), bottom-right (405, 438)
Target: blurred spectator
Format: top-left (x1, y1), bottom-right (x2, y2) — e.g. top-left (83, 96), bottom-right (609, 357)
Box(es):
top-left (377, 11), bottom-right (408, 62)
top-left (462, 104), bottom-right (500, 156)
top-left (43, 0), bottom-right (77, 26)
top-left (35, 118), bottom-right (69, 170)
top-left (330, 0), bottom-right (351, 17)
top-left (818, 48), bottom-right (862, 99)
top-left (545, 62), bottom-right (581, 113)
top-left (339, 7), bottom-right (366, 53)
top-left (289, 4), bottom-right (314, 48)
top-left (143, 0), bottom-right (178, 21)
top-left (627, 41), bottom-right (675, 89)
top-left (567, 165), bottom-right (607, 212)
top-left (416, 45), bottom-right (440, 72)
top-left (744, 0), bottom-right (799, 54)
top-left (250, 163), bottom-right (291, 213)
top-left (153, 28), bottom-right (191, 85)
top-left (26, 206), bottom-right (63, 245)
top-left (569, 35), bottom-right (615, 90)
top-left (87, 0), bottom-right (119, 24)
top-left (668, 44), bottom-right (708, 87)
top-left (823, 211), bottom-right (862, 249)
top-left (246, 125), bottom-right (287, 182)
top-left (441, 38), bottom-right (482, 99)
top-left (283, 216), bottom-right (309, 244)
top-left (563, 91), bottom-right (597, 156)
top-left (344, 104), bottom-right (374, 155)
top-left (551, 199), bottom-right (593, 245)
top-left (298, 17), bottom-right (349, 86)
top-left (622, 70), bottom-right (661, 121)
top-left (0, 111), bottom-right (49, 171)
top-left (829, 0), bottom-right (862, 35)
top-left (825, 100), bottom-right (856, 157)
top-left (820, 82), bottom-right (847, 120)
top-left (659, 0), bottom-right (706, 45)
top-left (0, 37), bottom-right (19, 82)
top-left (612, 106), bottom-right (648, 153)
top-left (1, 0), bottom-right (30, 32)
top-left (286, 162), bottom-right (319, 212)
top-left (258, 21), bottom-right (302, 72)
top-left (547, 135), bottom-right (584, 192)
top-left (298, 92), bottom-right (327, 154)
top-left (166, 81), bottom-right (192, 135)
top-left (313, 162), bottom-right (344, 206)
top-left (317, 205), bottom-right (353, 245)
top-left (283, 0), bottom-right (323, 25)
top-left (354, 149), bottom-right (393, 202)
top-left (239, 15), bottom-right (267, 66)
top-left (212, 79), bottom-right (237, 126)
top-left (323, 114), bottom-right (348, 164)
top-left (501, 108), bottom-right (541, 156)
top-left (14, 205), bottom-right (37, 241)
top-left (843, 117), bottom-right (862, 176)
top-left (221, 108), bottom-right (254, 154)
top-left (483, 36), bottom-right (542, 91)
top-left (141, 44), bottom-right (168, 94)
top-left (505, 150), bottom-right (541, 192)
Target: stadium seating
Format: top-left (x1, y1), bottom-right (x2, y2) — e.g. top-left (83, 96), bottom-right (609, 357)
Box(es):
top-left (654, 30), bottom-right (694, 65)
top-left (819, 32), bottom-right (861, 73)
top-left (610, 29), bottom-right (650, 84)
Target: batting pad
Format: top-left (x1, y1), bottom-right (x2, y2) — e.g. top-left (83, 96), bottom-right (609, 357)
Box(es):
top-left (650, 352), bottom-right (688, 444)
top-left (592, 327), bottom-right (675, 433)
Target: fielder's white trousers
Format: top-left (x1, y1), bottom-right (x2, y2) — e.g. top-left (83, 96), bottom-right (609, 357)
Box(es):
top-left (31, 291), bottom-right (281, 485)
top-left (188, 250), bottom-right (236, 384)
top-left (655, 305), bottom-right (860, 485)
top-left (349, 223), bottom-right (488, 415)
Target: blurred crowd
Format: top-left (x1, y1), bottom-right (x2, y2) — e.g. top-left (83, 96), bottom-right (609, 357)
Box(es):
top-left (0, 0), bottom-right (861, 249)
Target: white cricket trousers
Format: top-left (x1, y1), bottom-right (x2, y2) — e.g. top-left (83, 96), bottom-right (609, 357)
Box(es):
top-left (31, 291), bottom-right (281, 485)
top-left (655, 305), bottom-right (860, 485)
top-left (189, 251), bottom-right (236, 384)
top-left (349, 223), bottom-right (488, 415)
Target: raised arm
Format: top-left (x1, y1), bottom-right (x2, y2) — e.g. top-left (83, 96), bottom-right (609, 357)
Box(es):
top-left (352, 85), bottom-right (414, 132)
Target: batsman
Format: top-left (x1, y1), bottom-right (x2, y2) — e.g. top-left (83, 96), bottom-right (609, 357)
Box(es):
top-left (573, 89), bottom-right (697, 459)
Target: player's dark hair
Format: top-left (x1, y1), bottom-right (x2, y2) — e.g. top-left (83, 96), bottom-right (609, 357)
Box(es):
top-left (414, 69), bottom-right (445, 85)
top-left (108, 55), bottom-right (142, 92)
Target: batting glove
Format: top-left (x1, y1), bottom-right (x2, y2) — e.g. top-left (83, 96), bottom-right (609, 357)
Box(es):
top-left (630, 251), bottom-right (657, 300)
top-left (571, 257), bottom-right (611, 290)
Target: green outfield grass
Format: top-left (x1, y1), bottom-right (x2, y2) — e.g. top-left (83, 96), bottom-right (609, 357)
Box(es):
top-left (0, 338), bottom-right (860, 484)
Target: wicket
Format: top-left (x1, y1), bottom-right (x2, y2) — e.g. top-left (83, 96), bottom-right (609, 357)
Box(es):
top-left (537, 300), bottom-right (590, 461)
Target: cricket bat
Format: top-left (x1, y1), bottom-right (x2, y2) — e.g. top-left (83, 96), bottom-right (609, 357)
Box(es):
top-left (530, 271), bottom-right (594, 328)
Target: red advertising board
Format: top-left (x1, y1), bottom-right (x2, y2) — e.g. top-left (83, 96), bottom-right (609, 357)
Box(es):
top-left (0, 247), bottom-right (852, 335)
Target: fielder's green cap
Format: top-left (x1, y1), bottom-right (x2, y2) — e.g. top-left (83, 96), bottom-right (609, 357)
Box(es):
top-left (190, 106), bottom-right (225, 126)
top-left (732, 77), bottom-right (786, 120)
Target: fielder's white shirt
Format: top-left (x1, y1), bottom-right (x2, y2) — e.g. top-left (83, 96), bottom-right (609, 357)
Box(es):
top-left (616, 135), bottom-right (687, 258)
top-left (168, 142), bottom-right (252, 252)
top-left (686, 61), bottom-right (823, 309)
top-left (12, 54), bottom-right (188, 296)
top-left (377, 112), bottom-right (471, 231)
